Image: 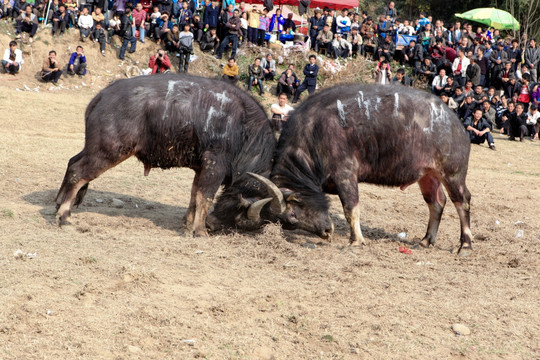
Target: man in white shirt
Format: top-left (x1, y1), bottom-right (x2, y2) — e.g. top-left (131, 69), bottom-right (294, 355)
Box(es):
top-left (331, 33), bottom-right (352, 59)
top-left (271, 93), bottom-right (294, 132)
top-left (2, 41), bottom-right (23, 75)
top-left (452, 48), bottom-right (470, 87)
top-left (77, 6), bottom-right (94, 41)
top-left (336, 8), bottom-right (351, 39)
top-left (431, 68), bottom-right (448, 96)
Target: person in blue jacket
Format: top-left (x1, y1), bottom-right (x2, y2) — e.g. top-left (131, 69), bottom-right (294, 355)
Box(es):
top-left (292, 54), bottom-right (319, 103)
top-left (68, 45), bottom-right (87, 75)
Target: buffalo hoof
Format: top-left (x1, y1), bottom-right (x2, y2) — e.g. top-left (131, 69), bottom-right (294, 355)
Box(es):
top-left (56, 216), bottom-right (71, 227)
top-left (349, 238), bottom-right (367, 246)
top-left (418, 238), bottom-right (433, 248)
top-left (193, 229), bottom-right (209, 238)
top-left (457, 247), bottom-right (473, 257)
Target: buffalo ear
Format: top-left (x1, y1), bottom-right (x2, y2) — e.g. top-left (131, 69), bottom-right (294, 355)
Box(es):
top-left (286, 193), bottom-right (301, 203)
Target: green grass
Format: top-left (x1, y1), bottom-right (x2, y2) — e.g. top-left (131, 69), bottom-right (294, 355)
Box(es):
top-left (1, 209), bottom-right (14, 218)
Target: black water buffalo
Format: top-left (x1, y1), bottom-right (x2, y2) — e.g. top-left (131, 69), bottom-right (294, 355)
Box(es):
top-left (55, 74), bottom-right (276, 235)
top-left (250, 84), bottom-right (474, 255)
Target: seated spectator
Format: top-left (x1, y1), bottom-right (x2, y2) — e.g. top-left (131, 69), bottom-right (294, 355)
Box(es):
top-left (458, 94), bottom-right (476, 120)
top-left (64, 0), bottom-right (78, 27)
top-left (508, 103), bottom-right (528, 141)
top-left (222, 57), bottom-right (239, 84)
top-left (270, 93), bottom-right (294, 132)
top-left (178, 23), bottom-right (194, 73)
top-left (41, 50), bottom-right (63, 85)
top-left (315, 24), bottom-right (333, 54)
top-left (166, 24), bottom-right (180, 53)
top-left (442, 76), bottom-right (457, 96)
top-left (360, 16), bottom-right (376, 58)
top-left (52, 4), bottom-right (68, 37)
top-left (526, 104), bottom-right (539, 140)
top-left (472, 84), bottom-right (485, 102)
top-left (277, 68), bottom-right (298, 97)
top-left (431, 68), bottom-right (447, 95)
top-left (417, 57), bottom-right (436, 82)
top-left (68, 45), bottom-right (87, 76)
top-left (149, 49), bottom-right (171, 74)
top-left (440, 92), bottom-right (458, 111)
top-left (349, 27), bottom-right (362, 57)
top-left (91, 7), bottom-right (105, 28)
top-left (260, 53), bottom-right (275, 81)
top-left (516, 73), bottom-right (532, 112)
top-left (482, 100), bottom-right (496, 128)
top-left (108, 12), bottom-right (122, 38)
top-left (78, 6), bottom-right (93, 42)
top-left (132, 3), bottom-right (146, 43)
top-left (2, 40), bottom-right (23, 75)
top-left (247, 57), bottom-right (264, 95)
top-left (391, 68), bottom-right (413, 86)
top-left (402, 39), bottom-right (423, 69)
top-left (376, 34), bottom-right (395, 62)
top-left (200, 27), bottom-right (220, 54)
top-left (190, 14), bottom-right (204, 43)
top-left (515, 64), bottom-right (530, 82)
top-left (91, 22), bottom-right (107, 56)
top-left (15, 5), bottom-right (38, 42)
top-left (154, 11), bottom-right (172, 46)
top-left (499, 101), bottom-right (515, 133)
top-left (332, 33), bottom-right (352, 59)
top-left (453, 86), bottom-right (465, 105)
top-left (464, 108), bottom-right (496, 150)
top-left (374, 59), bottom-right (392, 84)
top-left (1, 0), bottom-right (14, 19)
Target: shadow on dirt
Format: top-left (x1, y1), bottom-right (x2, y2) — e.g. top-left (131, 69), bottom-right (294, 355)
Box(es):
top-left (23, 188), bottom-right (188, 235)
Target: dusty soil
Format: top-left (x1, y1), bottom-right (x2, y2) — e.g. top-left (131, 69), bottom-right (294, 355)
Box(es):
top-left (1, 26), bottom-right (540, 360)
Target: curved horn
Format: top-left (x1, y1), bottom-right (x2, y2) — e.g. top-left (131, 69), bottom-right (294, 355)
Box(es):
top-left (247, 198), bottom-right (272, 220)
top-left (247, 172), bottom-right (286, 214)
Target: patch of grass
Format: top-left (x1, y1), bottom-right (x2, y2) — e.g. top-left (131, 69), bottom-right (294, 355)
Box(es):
top-left (321, 334), bottom-right (334, 342)
top-left (1, 209), bottom-right (14, 218)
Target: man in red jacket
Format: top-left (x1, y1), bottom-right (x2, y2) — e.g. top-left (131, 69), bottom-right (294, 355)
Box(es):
top-left (148, 49), bottom-right (172, 74)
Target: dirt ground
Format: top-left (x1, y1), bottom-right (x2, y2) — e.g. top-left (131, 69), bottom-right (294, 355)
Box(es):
top-left (1, 48), bottom-right (540, 359)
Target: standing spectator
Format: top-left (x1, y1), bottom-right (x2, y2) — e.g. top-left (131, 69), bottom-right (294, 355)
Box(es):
top-left (247, 57), bottom-right (264, 95)
top-left (15, 5), bottom-right (38, 42)
top-left (283, 12), bottom-right (295, 33)
top-left (218, 3), bottom-right (233, 39)
top-left (269, 7), bottom-right (284, 34)
top-left (78, 6), bottom-right (94, 42)
top-left (178, 23), bottom-right (193, 73)
top-left (91, 22), bottom-right (107, 56)
top-left (476, 48), bottom-right (489, 87)
top-left (52, 4), bottom-right (68, 37)
top-left (452, 48), bottom-right (470, 87)
top-left (498, 61), bottom-right (515, 97)
top-left (216, 9), bottom-right (241, 59)
top-left (382, 1), bottom-right (397, 21)
top-left (507, 38), bottom-right (521, 72)
top-left (203, 0), bottom-right (220, 30)
top-left (309, 9), bottom-right (324, 50)
top-left (292, 54), bottom-right (319, 103)
top-left (200, 27), bottom-right (219, 54)
top-left (68, 45), bottom-right (87, 75)
top-left (260, 53), bottom-right (275, 81)
top-left (277, 68), bottom-right (298, 97)
top-left (270, 93), bottom-right (294, 132)
top-left (222, 57), bottom-right (239, 83)
top-left (41, 50), bottom-right (63, 85)
top-left (148, 49), bottom-right (171, 74)
top-left (464, 108), bottom-right (496, 150)
top-left (490, 41), bottom-right (508, 87)
top-left (177, 1), bottom-right (192, 27)
top-left (257, 8), bottom-right (269, 46)
top-left (524, 38), bottom-right (540, 82)
top-left (247, 6), bottom-right (260, 45)
top-left (131, 3), bottom-right (146, 43)
top-left (2, 41), bottom-right (23, 75)
top-left (239, 11), bottom-right (248, 43)
top-left (119, 8), bottom-right (136, 60)
top-left (466, 56), bottom-right (481, 87)
top-left (336, 8), bottom-right (351, 39)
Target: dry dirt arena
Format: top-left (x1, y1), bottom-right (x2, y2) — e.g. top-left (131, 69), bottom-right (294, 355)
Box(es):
top-left (0, 83), bottom-right (539, 360)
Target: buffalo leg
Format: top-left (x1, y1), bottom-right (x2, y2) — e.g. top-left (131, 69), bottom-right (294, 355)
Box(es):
top-left (442, 175), bottom-right (473, 255)
top-left (335, 176), bottom-right (365, 245)
top-left (55, 150), bottom-right (132, 225)
top-left (182, 172), bottom-right (200, 230)
top-left (191, 153), bottom-right (226, 237)
top-left (417, 174), bottom-right (447, 248)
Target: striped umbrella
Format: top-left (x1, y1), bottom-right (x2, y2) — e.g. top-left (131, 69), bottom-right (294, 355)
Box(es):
top-left (455, 8), bottom-right (520, 31)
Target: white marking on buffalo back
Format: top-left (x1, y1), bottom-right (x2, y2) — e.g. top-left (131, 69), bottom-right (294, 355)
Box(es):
top-left (336, 100), bottom-right (347, 126)
top-left (393, 93), bottom-right (400, 117)
top-left (210, 90), bottom-right (232, 105)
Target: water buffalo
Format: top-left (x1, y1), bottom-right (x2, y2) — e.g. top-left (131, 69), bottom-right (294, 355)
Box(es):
top-left (250, 84), bottom-right (474, 255)
top-left (55, 74), bottom-right (276, 236)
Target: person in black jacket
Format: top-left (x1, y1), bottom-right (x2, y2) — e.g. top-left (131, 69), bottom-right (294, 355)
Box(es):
top-left (292, 55), bottom-right (318, 103)
top-left (508, 103), bottom-right (529, 141)
top-left (308, 9), bottom-right (324, 50)
top-left (52, 4), bottom-right (68, 37)
top-left (118, 8), bottom-right (136, 60)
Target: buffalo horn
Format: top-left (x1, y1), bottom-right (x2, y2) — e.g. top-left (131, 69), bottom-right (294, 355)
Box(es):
top-left (247, 172), bottom-right (286, 214)
top-left (247, 198), bottom-right (272, 220)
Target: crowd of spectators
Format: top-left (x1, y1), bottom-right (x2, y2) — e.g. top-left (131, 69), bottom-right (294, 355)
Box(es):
top-left (1, 0), bottom-right (540, 140)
